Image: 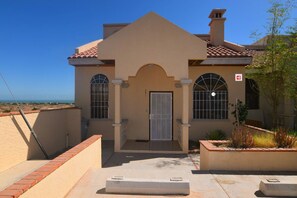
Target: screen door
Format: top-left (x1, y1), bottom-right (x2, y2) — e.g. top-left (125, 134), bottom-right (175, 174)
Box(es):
top-left (150, 92), bottom-right (172, 140)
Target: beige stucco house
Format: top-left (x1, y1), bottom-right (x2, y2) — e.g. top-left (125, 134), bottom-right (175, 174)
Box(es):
top-left (68, 9), bottom-right (253, 153)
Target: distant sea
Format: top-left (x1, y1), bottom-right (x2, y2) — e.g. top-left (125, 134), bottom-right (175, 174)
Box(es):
top-left (0, 99), bottom-right (74, 104)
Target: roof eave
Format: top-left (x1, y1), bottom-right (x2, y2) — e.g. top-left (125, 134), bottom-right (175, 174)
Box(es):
top-left (68, 58), bottom-right (104, 66)
top-left (198, 57), bottom-right (253, 66)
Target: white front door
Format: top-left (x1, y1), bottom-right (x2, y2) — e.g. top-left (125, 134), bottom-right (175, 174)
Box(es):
top-left (150, 92), bottom-right (173, 140)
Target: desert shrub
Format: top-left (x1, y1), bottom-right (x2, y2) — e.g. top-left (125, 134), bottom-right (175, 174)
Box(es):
top-left (206, 129), bottom-right (226, 140)
top-left (32, 107), bottom-right (39, 111)
top-left (3, 109), bottom-right (11, 113)
top-left (229, 127), bottom-right (254, 148)
top-left (274, 128), bottom-right (297, 148)
top-left (253, 133), bottom-right (276, 148)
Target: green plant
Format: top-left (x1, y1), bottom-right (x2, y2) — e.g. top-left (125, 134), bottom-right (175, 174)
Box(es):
top-left (231, 100), bottom-right (248, 126)
top-left (288, 130), bottom-right (297, 137)
top-left (206, 129), bottom-right (226, 140)
top-left (247, 1), bottom-right (297, 128)
top-left (229, 127), bottom-right (254, 148)
top-left (274, 128), bottom-right (297, 148)
top-left (32, 107), bottom-right (39, 111)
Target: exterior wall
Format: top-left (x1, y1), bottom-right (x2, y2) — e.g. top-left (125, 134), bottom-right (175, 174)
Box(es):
top-left (88, 119), bottom-right (114, 140)
top-left (0, 108), bottom-right (81, 172)
top-left (189, 66), bottom-right (245, 140)
top-left (74, 65), bottom-right (246, 141)
top-left (257, 86), bottom-right (274, 128)
top-left (247, 109), bottom-right (264, 127)
top-left (200, 140), bottom-right (297, 171)
top-left (75, 66), bottom-right (115, 140)
top-left (103, 24), bottom-right (128, 39)
top-left (262, 96), bottom-right (295, 129)
top-left (122, 64), bottom-right (182, 140)
top-left (283, 98), bottom-right (295, 129)
top-left (248, 86), bottom-right (295, 129)
top-left (97, 12), bottom-right (207, 81)
top-left (209, 19), bottom-right (225, 46)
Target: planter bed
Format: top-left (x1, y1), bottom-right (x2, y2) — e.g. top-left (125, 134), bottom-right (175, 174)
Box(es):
top-left (200, 140), bottom-right (297, 171)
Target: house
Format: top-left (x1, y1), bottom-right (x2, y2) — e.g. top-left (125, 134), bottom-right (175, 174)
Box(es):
top-left (68, 9), bottom-right (253, 153)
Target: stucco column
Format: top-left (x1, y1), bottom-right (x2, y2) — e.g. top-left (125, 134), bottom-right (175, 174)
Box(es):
top-left (112, 79), bottom-right (123, 152)
top-left (181, 79), bottom-right (192, 153)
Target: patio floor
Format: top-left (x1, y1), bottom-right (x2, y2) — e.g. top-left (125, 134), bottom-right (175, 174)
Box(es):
top-left (121, 140), bottom-right (182, 153)
top-left (67, 152), bottom-right (297, 198)
top-left (66, 141), bottom-right (297, 197)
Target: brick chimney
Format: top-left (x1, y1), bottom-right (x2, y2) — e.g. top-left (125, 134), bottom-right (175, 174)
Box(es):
top-left (209, 9), bottom-right (226, 46)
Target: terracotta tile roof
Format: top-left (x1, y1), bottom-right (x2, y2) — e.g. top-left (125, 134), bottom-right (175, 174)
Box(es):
top-left (68, 43), bottom-right (254, 59)
top-left (68, 46), bottom-right (97, 59)
top-left (207, 44), bottom-right (253, 57)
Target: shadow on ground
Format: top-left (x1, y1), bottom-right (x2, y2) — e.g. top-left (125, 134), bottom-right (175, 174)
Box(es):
top-left (103, 153), bottom-right (189, 168)
top-left (191, 170), bottom-right (297, 175)
top-left (254, 190), bottom-right (294, 198)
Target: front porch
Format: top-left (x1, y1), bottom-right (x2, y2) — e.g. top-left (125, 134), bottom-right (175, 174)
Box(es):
top-left (121, 140), bottom-right (182, 153)
top-left (114, 118), bottom-right (185, 154)
top-left (112, 65), bottom-right (192, 154)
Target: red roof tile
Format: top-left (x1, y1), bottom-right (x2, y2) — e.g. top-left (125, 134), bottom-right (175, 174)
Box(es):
top-left (69, 46), bottom-right (97, 59)
top-left (207, 44), bottom-right (253, 57)
top-left (68, 43), bottom-right (254, 59)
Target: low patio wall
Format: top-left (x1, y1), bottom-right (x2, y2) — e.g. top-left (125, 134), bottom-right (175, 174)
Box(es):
top-left (200, 140), bottom-right (297, 171)
top-left (241, 124), bottom-right (274, 136)
top-left (0, 135), bottom-right (102, 198)
top-left (0, 107), bottom-right (81, 172)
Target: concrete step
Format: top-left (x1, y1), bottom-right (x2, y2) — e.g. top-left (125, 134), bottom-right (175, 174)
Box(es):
top-left (259, 179), bottom-right (297, 197)
top-left (106, 176), bottom-right (190, 195)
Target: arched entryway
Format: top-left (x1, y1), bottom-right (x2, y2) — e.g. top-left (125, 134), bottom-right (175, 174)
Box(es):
top-left (112, 64), bottom-right (192, 153)
top-left (119, 64), bottom-right (181, 151)
top-left (124, 64), bottom-right (175, 139)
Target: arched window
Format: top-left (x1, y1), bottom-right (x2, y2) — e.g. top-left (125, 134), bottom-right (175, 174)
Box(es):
top-left (245, 79), bottom-right (259, 109)
top-left (90, 74), bottom-right (109, 119)
top-left (193, 73), bottom-right (228, 119)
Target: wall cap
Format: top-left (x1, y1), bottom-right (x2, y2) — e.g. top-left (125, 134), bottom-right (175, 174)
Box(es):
top-left (0, 107), bottom-right (80, 117)
top-left (112, 79), bottom-right (123, 85)
top-left (200, 140), bottom-right (297, 152)
top-left (0, 135), bottom-right (102, 197)
top-left (180, 79), bottom-right (192, 85)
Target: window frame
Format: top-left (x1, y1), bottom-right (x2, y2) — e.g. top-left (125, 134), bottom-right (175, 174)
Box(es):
top-left (193, 73), bottom-right (228, 120)
top-left (90, 74), bottom-right (109, 119)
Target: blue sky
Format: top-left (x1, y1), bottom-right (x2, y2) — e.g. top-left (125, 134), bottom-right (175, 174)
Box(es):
top-left (0, 0), bottom-right (296, 101)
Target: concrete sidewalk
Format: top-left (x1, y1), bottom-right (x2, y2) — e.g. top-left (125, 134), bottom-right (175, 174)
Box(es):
top-left (66, 141), bottom-right (297, 197)
top-left (66, 151), bottom-right (297, 198)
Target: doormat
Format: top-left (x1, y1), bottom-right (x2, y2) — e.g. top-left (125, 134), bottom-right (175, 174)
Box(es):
top-left (135, 140), bottom-right (149, 142)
